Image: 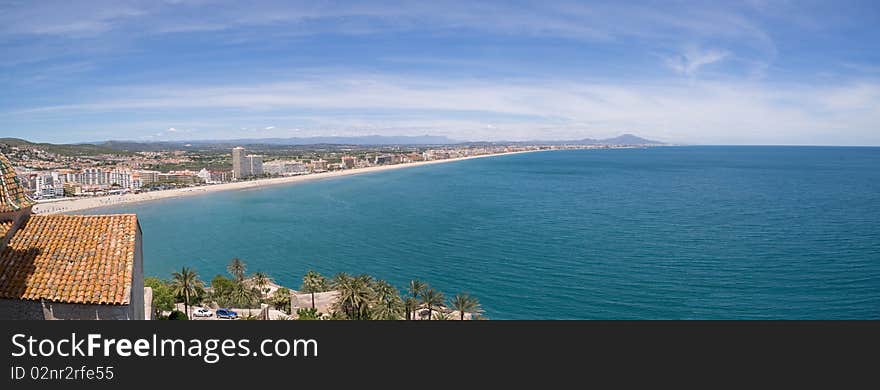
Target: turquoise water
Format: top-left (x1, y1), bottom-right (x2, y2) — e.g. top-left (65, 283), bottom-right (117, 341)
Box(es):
top-left (90, 147), bottom-right (880, 319)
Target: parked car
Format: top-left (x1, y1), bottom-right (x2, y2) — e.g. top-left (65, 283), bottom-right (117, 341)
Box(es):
top-left (192, 308), bottom-right (213, 317)
top-left (216, 308), bottom-right (238, 319)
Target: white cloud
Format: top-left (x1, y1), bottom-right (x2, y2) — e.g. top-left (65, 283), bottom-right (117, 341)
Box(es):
top-left (666, 48), bottom-right (729, 76)
top-left (5, 74), bottom-right (879, 145)
top-left (264, 126), bottom-right (275, 130)
top-left (167, 127), bottom-right (178, 132)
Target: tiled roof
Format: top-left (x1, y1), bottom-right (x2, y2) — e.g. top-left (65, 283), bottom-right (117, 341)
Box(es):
top-left (0, 214), bottom-right (139, 305)
top-left (0, 220), bottom-right (12, 237)
top-left (0, 153), bottom-right (35, 213)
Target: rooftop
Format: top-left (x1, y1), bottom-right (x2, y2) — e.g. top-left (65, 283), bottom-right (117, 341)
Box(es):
top-left (0, 214), bottom-right (139, 305)
top-left (0, 153), bottom-right (35, 213)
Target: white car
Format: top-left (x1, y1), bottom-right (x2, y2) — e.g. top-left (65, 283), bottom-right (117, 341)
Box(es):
top-left (192, 308), bottom-right (213, 317)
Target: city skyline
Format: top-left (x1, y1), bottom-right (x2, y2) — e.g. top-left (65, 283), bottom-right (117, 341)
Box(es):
top-left (1, 1), bottom-right (879, 145)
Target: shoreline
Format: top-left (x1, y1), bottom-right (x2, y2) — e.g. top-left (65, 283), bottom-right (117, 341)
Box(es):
top-left (32, 150), bottom-right (542, 214)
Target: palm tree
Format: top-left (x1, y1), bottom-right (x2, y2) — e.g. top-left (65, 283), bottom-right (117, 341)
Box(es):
top-left (419, 288), bottom-right (445, 321)
top-left (432, 311), bottom-right (452, 320)
top-left (332, 272), bottom-right (352, 288)
top-left (251, 271), bottom-right (271, 298)
top-left (371, 280), bottom-right (404, 320)
top-left (171, 267), bottom-right (203, 319)
top-left (450, 293), bottom-right (482, 321)
top-left (271, 287), bottom-right (291, 313)
top-left (301, 270), bottom-right (328, 310)
top-left (404, 297), bottom-right (417, 320)
top-left (334, 274), bottom-right (374, 320)
top-left (231, 282), bottom-right (257, 317)
top-left (408, 279), bottom-right (426, 300)
top-left (227, 257), bottom-right (247, 282)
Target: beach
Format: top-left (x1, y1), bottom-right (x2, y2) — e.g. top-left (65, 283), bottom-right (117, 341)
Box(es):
top-left (32, 150), bottom-right (538, 214)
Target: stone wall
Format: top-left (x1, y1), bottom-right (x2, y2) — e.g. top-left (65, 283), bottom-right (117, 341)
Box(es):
top-left (0, 299), bottom-right (135, 320)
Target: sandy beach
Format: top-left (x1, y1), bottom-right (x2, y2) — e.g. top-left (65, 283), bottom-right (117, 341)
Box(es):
top-left (32, 150), bottom-right (539, 215)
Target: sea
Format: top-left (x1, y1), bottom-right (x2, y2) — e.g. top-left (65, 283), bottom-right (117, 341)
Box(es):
top-left (88, 146), bottom-right (880, 319)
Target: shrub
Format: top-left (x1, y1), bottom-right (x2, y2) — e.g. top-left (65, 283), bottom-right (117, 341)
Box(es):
top-left (296, 308), bottom-right (320, 320)
top-left (167, 310), bottom-right (189, 320)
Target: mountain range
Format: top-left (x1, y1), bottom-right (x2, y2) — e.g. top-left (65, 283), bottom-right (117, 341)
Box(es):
top-left (99, 133), bottom-right (664, 148)
top-left (2, 134), bottom-right (664, 155)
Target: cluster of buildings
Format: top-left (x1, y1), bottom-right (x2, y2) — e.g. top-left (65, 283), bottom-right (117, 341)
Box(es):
top-left (19, 167), bottom-right (207, 199)
top-left (231, 146), bottom-right (264, 179)
top-left (9, 144), bottom-right (548, 201)
top-left (0, 152), bottom-right (146, 320)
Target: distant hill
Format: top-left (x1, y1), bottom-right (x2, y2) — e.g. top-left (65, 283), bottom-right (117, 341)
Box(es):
top-left (0, 137), bottom-right (131, 156)
top-left (2, 133), bottom-right (664, 155)
top-left (230, 135), bottom-right (459, 145)
top-left (506, 134), bottom-right (664, 146)
top-left (598, 134), bottom-right (664, 145)
top-left (96, 133), bottom-right (662, 149)
top-left (96, 135), bottom-right (461, 152)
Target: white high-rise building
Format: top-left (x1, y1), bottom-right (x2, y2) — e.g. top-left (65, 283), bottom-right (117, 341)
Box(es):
top-left (263, 160), bottom-right (308, 176)
top-left (232, 146), bottom-right (246, 179)
top-left (246, 155), bottom-right (263, 176)
top-left (232, 147), bottom-right (263, 179)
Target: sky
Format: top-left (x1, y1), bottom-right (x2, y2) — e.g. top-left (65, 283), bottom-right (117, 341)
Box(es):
top-left (0, 0), bottom-right (879, 145)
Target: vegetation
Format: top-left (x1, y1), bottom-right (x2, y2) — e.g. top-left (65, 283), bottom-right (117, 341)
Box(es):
top-left (371, 280), bottom-right (404, 320)
top-left (144, 277), bottom-right (175, 319)
top-left (251, 271), bottom-right (272, 297)
top-left (209, 275), bottom-right (237, 307)
top-left (227, 257), bottom-right (247, 282)
top-left (333, 273), bottom-right (374, 320)
top-left (450, 293), bottom-right (482, 321)
top-left (0, 138), bottom-right (132, 156)
top-left (301, 270), bottom-right (328, 310)
top-left (271, 287), bottom-right (291, 312)
top-left (432, 311), bottom-right (452, 320)
top-left (151, 258), bottom-right (483, 321)
top-left (296, 308), bottom-right (320, 320)
top-left (171, 267), bottom-right (203, 319)
top-left (232, 281), bottom-right (259, 317)
top-left (419, 288), bottom-right (445, 321)
top-left (404, 297), bottom-right (418, 321)
top-left (407, 279), bottom-right (426, 320)
top-left (167, 310), bottom-right (188, 320)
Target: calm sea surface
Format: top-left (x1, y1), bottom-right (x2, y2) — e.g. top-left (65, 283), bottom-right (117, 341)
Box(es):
top-left (89, 146), bottom-right (880, 319)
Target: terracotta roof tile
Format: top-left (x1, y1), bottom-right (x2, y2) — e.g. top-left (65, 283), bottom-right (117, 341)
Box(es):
top-left (0, 153), bottom-right (35, 213)
top-left (0, 220), bottom-right (12, 237)
top-left (0, 214), bottom-right (138, 305)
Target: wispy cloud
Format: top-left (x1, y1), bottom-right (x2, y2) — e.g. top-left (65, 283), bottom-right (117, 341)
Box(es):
top-left (4, 73), bottom-right (879, 144)
top-left (1, 1), bottom-right (876, 145)
top-left (665, 48), bottom-right (729, 76)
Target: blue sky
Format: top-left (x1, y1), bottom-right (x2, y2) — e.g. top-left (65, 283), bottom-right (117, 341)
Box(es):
top-left (1, 0), bottom-right (878, 145)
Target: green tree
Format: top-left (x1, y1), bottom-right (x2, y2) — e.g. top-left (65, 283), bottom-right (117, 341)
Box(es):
top-left (167, 310), bottom-right (188, 320)
top-left (333, 274), bottom-right (374, 320)
top-left (210, 275), bottom-right (236, 307)
top-left (408, 279), bottom-right (426, 300)
top-left (144, 277), bottom-right (174, 319)
top-left (171, 267), bottom-right (203, 319)
top-left (432, 311), bottom-right (452, 320)
top-left (271, 287), bottom-right (291, 313)
top-left (251, 271), bottom-right (272, 298)
top-left (419, 288), bottom-right (445, 321)
top-left (450, 293), bottom-right (482, 321)
top-left (407, 279), bottom-right (426, 320)
top-left (404, 296), bottom-right (418, 321)
top-left (371, 280), bottom-right (404, 320)
top-left (231, 282), bottom-right (258, 317)
top-left (227, 257), bottom-right (247, 282)
top-left (301, 270), bottom-right (328, 310)
top-left (296, 308), bottom-right (320, 320)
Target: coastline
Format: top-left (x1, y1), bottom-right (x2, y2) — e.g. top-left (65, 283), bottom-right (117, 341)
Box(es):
top-left (32, 149), bottom-right (541, 215)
